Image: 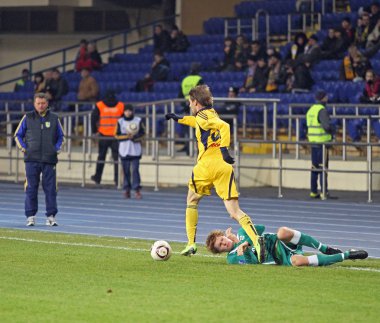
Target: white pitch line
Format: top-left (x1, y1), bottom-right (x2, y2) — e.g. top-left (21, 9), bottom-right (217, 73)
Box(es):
top-left (1, 236), bottom-right (379, 270)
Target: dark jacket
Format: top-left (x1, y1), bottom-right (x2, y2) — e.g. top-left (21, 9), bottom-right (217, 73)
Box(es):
top-left (14, 110), bottom-right (64, 164)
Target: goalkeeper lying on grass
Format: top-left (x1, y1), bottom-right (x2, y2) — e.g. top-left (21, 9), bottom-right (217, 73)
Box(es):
top-left (206, 225), bottom-right (368, 266)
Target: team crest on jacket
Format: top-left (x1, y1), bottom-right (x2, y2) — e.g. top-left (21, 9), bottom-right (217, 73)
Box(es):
top-left (45, 122), bottom-right (50, 128)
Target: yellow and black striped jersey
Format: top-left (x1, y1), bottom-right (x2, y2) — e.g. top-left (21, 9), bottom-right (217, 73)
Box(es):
top-left (178, 107), bottom-right (230, 161)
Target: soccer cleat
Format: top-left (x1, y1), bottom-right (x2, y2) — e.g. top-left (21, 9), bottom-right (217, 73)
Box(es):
top-left (26, 216), bottom-right (35, 227)
top-left (124, 190), bottom-right (131, 199)
top-left (310, 192), bottom-right (320, 199)
top-left (255, 236), bottom-right (266, 263)
top-left (320, 192), bottom-right (330, 200)
top-left (324, 246), bottom-right (343, 255)
top-left (347, 249), bottom-right (368, 260)
top-left (180, 244), bottom-right (197, 256)
top-left (46, 216), bottom-right (58, 227)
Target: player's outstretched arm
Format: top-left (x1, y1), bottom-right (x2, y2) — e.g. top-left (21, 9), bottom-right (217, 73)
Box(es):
top-left (166, 113), bottom-right (196, 128)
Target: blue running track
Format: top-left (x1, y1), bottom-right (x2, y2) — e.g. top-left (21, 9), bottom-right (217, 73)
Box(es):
top-left (0, 182), bottom-right (379, 258)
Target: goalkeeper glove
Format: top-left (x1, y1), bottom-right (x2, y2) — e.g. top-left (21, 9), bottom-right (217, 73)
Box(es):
top-left (220, 147), bottom-right (235, 164)
top-left (165, 113), bottom-right (181, 122)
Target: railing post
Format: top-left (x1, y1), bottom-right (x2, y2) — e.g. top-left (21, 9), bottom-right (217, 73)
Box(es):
top-left (278, 142), bottom-right (283, 198)
top-left (152, 104), bottom-right (157, 160)
top-left (295, 117), bottom-right (300, 160)
top-left (15, 146), bottom-right (19, 183)
top-left (287, 14), bottom-right (291, 43)
top-left (321, 143), bottom-right (327, 200)
top-left (237, 18), bottom-right (241, 35)
top-left (6, 106), bottom-right (12, 175)
top-left (170, 101), bottom-right (175, 158)
top-left (236, 140), bottom-right (241, 189)
top-left (272, 101), bottom-right (277, 158)
top-left (81, 114), bottom-right (87, 187)
top-left (154, 138), bottom-right (159, 192)
top-left (68, 114), bottom-right (72, 170)
top-left (368, 144), bottom-right (373, 203)
top-left (342, 118), bottom-right (346, 161)
top-left (145, 104), bottom-right (150, 156)
top-left (87, 110), bottom-right (93, 168)
top-left (263, 103), bottom-right (267, 140)
top-left (242, 104), bottom-right (247, 138)
top-left (62, 50), bottom-right (66, 73)
top-left (224, 19), bottom-right (228, 38)
top-left (108, 38), bottom-right (114, 60)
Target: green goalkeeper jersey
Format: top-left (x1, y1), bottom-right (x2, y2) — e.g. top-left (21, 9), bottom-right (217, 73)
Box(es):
top-left (227, 225), bottom-right (266, 265)
top-left (227, 226), bottom-right (303, 265)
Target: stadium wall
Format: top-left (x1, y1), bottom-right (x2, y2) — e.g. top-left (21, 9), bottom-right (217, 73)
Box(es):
top-left (179, 0), bottom-right (241, 34)
top-left (1, 149), bottom-right (379, 191)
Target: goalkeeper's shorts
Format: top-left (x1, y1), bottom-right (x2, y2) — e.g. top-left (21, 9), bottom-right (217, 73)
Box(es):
top-left (188, 158), bottom-right (238, 200)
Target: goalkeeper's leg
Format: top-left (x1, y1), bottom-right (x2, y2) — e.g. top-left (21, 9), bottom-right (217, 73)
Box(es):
top-left (224, 199), bottom-right (265, 263)
top-left (180, 189), bottom-right (202, 256)
top-left (277, 227), bottom-right (342, 255)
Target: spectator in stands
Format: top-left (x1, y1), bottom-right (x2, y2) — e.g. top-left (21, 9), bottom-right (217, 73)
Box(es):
top-left (293, 58), bottom-right (314, 92)
top-left (283, 59), bottom-right (314, 93)
top-left (153, 24), bottom-right (171, 53)
top-left (297, 34), bottom-right (322, 66)
top-left (321, 28), bottom-right (336, 54)
top-left (170, 25), bottom-right (190, 52)
top-left (321, 27), bottom-right (348, 59)
top-left (287, 32), bottom-right (307, 60)
top-left (365, 17), bottom-right (380, 57)
top-left (341, 17), bottom-right (356, 45)
top-left (239, 55), bottom-right (257, 93)
top-left (91, 90), bottom-right (124, 185)
top-left (45, 69), bottom-right (69, 108)
top-left (14, 69), bottom-right (31, 92)
top-left (369, 2), bottom-right (380, 32)
top-left (250, 40), bottom-right (266, 61)
top-left (250, 57), bottom-right (269, 93)
top-left (306, 90), bottom-right (334, 199)
top-left (219, 36), bottom-right (236, 72)
top-left (216, 86), bottom-right (240, 132)
top-left (87, 42), bottom-right (103, 71)
top-left (75, 39), bottom-right (89, 72)
top-left (135, 52), bottom-right (170, 92)
top-left (266, 52), bottom-right (283, 93)
top-left (43, 69), bottom-right (53, 90)
top-left (355, 14), bottom-right (371, 49)
top-left (77, 68), bottom-right (99, 101)
top-left (340, 45), bottom-right (371, 81)
top-left (360, 69), bottom-right (380, 103)
top-left (33, 72), bottom-right (45, 93)
top-left (234, 38), bottom-right (251, 71)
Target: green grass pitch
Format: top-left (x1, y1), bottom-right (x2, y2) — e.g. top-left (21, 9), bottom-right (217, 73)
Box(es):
top-left (0, 228), bottom-right (379, 323)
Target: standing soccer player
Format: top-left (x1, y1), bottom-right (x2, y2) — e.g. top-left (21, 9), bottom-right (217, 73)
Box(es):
top-left (165, 85), bottom-right (263, 260)
top-left (14, 92), bottom-right (65, 226)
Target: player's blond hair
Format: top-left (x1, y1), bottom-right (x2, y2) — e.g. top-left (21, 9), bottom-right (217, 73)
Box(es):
top-left (205, 230), bottom-right (225, 254)
top-left (189, 85), bottom-right (213, 108)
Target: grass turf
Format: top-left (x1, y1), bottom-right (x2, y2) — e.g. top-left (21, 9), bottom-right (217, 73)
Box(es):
top-left (0, 228), bottom-right (379, 323)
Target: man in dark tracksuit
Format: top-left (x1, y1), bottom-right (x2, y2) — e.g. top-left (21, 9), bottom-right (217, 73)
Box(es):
top-left (306, 91), bottom-right (334, 199)
top-left (14, 92), bottom-right (65, 226)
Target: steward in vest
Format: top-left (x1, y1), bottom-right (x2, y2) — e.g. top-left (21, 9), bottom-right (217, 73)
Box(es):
top-left (115, 104), bottom-right (145, 199)
top-left (14, 92), bottom-right (65, 227)
top-left (91, 90), bottom-right (124, 185)
top-left (306, 90), bottom-right (334, 199)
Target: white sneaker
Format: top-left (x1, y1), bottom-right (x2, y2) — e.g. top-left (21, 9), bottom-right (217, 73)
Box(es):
top-left (26, 216), bottom-right (35, 227)
top-left (46, 216), bottom-right (58, 226)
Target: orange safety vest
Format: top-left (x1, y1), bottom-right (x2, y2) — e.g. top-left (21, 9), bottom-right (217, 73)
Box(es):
top-left (96, 101), bottom-right (124, 136)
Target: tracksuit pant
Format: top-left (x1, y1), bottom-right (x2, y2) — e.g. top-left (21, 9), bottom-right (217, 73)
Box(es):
top-left (25, 161), bottom-right (57, 218)
top-left (311, 145), bottom-right (329, 194)
top-left (93, 137), bottom-right (119, 184)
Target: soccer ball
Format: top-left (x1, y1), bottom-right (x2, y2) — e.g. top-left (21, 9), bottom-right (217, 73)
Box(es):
top-left (151, 240), bottom-right (172, 261)
top-left (126, 121), bottom-right (140, 135)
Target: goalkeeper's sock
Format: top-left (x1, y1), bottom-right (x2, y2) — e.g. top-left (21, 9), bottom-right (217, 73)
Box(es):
top-left (290, 230), bottom-right (328, 253)
top-left (307, 253), bottom-right (345, 266)
top-left (185, 204), bottom-right (198, 246)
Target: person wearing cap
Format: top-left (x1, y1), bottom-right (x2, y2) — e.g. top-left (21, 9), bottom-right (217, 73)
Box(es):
top-left (297, 34), bottom-right (322, 66)
top-left (306, 91), bottom-right (334, 199)
top-left (90, 90), bottom-right (124, 185)
top-left (115, 104), bottom-right (145, 199)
